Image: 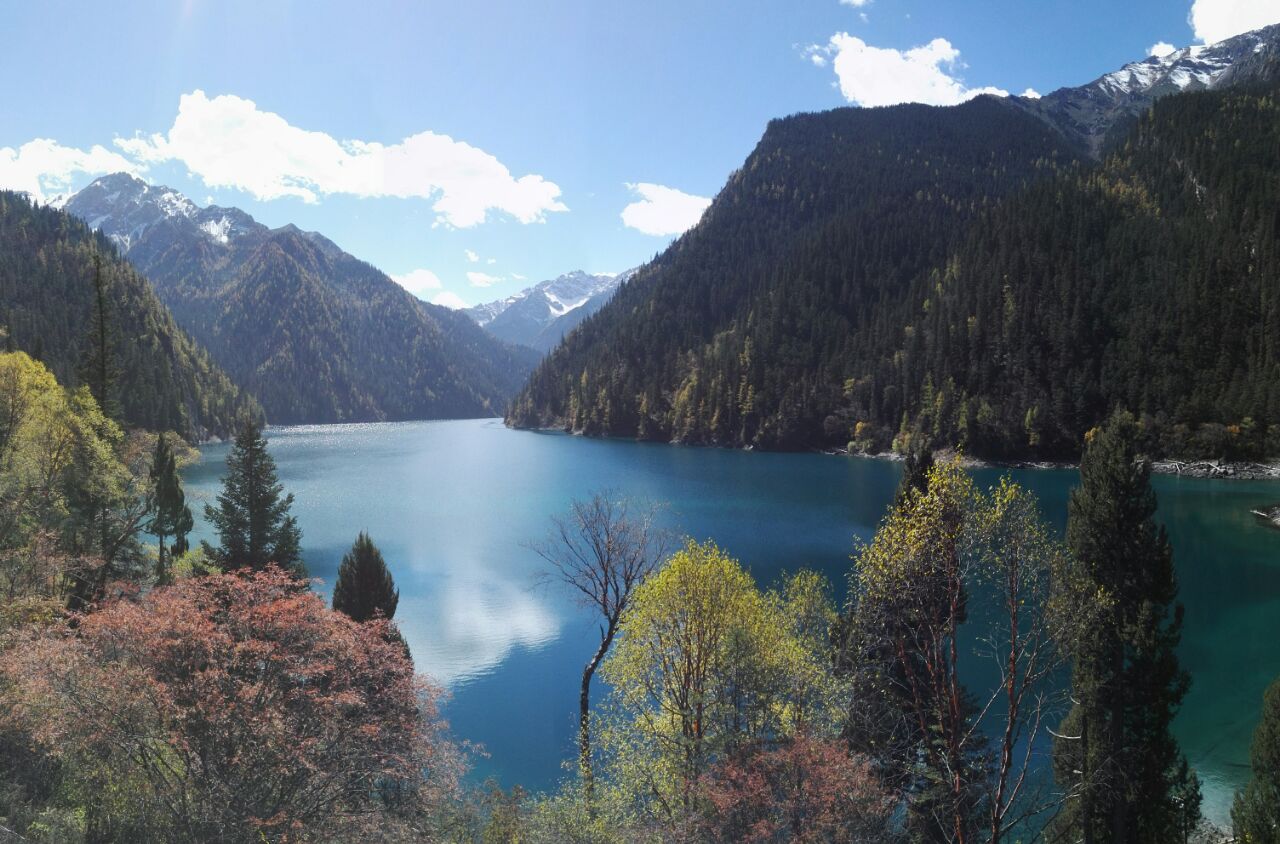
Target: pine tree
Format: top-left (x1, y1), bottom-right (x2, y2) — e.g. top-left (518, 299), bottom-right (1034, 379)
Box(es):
top-left (78, 253), bottom-right (122, 423)
top-left (1051, 410), bottom-right (1197, 843)
top-left (894, 446), bottom-right (934, 508)
top-left (146, 433), bottom-right (191, 585)
top-left (332, 532), bottom-right (398, 623)
top-left (1233, 675), bottom-right (1280, 842)
top-left (202, 419), bottom-right (303, 574)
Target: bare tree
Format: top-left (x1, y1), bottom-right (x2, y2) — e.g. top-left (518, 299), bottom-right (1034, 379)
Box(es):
top-left (527, 490), bottom-right (673, 795)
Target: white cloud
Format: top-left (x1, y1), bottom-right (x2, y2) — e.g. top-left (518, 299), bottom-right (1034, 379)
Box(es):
top-left (390, 268), bottom-right (443, 298)
top-left (115, 90), bottom-right (568, 228)
top-left (840, 0), bottom-right (871, 6)
top-left (464, 249), bottom-right (479, 262)
top-left (815, 33), bottom-right (1009, 107)
top-left (511, 273), bottom-right (527, 281)
top-left (0, 139), bottom-right (139, 203)
top-left (1021, 87), bottom-right (1042, 99)
top-left (486, 257), bottom-right (496, 265)
top-left (1189, 0), bottom-right (1279, 43)
top-left (620, 182), bottom-right (711, 237)
top-left (430, 291), bottom-right (470, 310)
top-left (466, 271), bottom-right (502, 288)
top-left (1148, 41), bottom-right (1178, 57)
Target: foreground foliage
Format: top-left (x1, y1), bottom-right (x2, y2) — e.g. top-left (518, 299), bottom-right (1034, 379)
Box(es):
top-left (1051, 412), bottom-right (1198, 843)
top-left (1234, 675), bottom-right (1280, 842)
top-left (0, 567), bottom-right (463, 843)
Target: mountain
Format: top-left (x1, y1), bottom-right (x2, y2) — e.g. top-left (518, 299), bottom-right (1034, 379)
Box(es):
top-left (508, 27), bottom-right (1280, 460)
top-left (65, 174), bottom-right (539, 425)
top-left (1012, 23), bottom-right (1280, 155)
top-left (466, 269), bottom-right (637, 352)
top-left (0, 191), bottom-right (258, 439)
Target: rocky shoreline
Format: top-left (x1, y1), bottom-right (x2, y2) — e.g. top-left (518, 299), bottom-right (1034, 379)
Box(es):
top-left (1151, 459), bottom-right (1280, 480)
top-left (831, 447), bottom-right (1280, 482)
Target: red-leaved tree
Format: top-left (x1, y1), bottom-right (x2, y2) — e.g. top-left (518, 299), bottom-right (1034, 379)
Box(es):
top-left (697, 734), bottom-right (896, 843)
top-left (1, 567), bottom-right (463, 843)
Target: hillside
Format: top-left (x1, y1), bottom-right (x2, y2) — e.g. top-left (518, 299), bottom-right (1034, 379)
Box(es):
top-left (65, 176), bottom-right (539, 425)
top-left (508, 32), bottom-right (1280, 459)
top-left (0, 191), bottom-right (257, 439)
top-left (871, 83), bottom-right (1280, 458)
top-left (507, 96), bottom-right (1082, 450)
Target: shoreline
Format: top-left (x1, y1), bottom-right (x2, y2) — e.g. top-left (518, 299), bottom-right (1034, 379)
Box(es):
top-left (830, 447), bottom-right (1280, 481)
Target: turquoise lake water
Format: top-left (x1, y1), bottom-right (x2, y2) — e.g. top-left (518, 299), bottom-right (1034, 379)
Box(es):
top-left (185, 418), bottom-right (1280, 826)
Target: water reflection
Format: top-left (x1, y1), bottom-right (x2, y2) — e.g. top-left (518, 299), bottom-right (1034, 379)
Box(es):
top-left (395, 575), bottom-right (559, 686)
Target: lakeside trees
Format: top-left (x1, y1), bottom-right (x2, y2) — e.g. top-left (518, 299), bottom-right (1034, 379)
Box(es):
top-left (1234, 675), bottom-right (1280, 842)
top-left (202, 418), bottom-right (303, 574)
top-left (837, 457), bottom-right (1092, 842)
top-left (145, 433), bottom-right (191, 586)
top-left (1051, 412), bottom-right (1198, 843)
top-left (333, 531), bottom-right (400, 623)
top-left (528, 491), bottom-right (672, 795)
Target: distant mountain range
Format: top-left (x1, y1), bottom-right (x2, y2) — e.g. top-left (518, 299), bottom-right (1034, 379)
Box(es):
top-left (465, 269), bottom-right (637, 352)
top-left (1012, 24), bottom-right (1280, 155)
top-left (509, 25), bottom-right (1280, 459)
top-left (0, 191), bottom-right (257, 439)
top-left (65, 174), bottom-right (538, 425)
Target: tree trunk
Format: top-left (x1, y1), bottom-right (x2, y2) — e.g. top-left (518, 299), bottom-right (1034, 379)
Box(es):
top-left (579, 626), bottom-right (616, 802)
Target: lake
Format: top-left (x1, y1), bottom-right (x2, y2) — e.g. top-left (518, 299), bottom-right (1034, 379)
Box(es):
top-left (184, 418), bottom-right (1280, 826)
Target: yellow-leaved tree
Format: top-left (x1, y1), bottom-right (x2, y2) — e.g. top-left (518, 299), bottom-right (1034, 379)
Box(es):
top-left (594, 539), bottom-right (850, 830)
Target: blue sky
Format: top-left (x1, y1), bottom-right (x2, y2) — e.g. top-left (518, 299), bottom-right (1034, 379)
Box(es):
top-left (2, 0), bottom-right (1276, 307)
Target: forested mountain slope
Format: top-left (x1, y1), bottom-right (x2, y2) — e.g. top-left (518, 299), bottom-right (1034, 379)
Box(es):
top-left (66, 175), bottom-right (539, 425)
top-left (509, 81), bottom-right (1280, 459)
top-left (877, 83), bottom-right (1280, 458)
top-left (507, 96), bottom-right (1082, 450)
top-left (0, 192), bottom-right (257, 439)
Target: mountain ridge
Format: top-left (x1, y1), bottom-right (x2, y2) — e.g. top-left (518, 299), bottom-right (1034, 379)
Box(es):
top-left (507, 25), bottom-right (1280, 459)
top-left (66, 174), bottom-right (538, 425)
top-left (466, 268), bottom-right (637, 352)
top-left (0, 191), bottom-right (259, 439)
top-left (1009, 23), bottom-right (1280, 155)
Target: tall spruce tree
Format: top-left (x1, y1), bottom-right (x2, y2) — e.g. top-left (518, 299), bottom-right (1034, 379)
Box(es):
top-left (147, 433), bottom-right (191, 585)
top-left (78, 253), bottom-right (122, 424)
top-left (332, 532), bottom-right (399, 622)
top-left (1051, 411), bottom-right (1198, 843)
top-left (202, 419), bottom-right (303, 573)
top-left (1233, 675), bottom-right (1280, 842)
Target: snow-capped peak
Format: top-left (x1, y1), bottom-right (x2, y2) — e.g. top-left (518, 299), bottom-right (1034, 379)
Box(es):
top-left (63, 173), bottom-right (266, 253)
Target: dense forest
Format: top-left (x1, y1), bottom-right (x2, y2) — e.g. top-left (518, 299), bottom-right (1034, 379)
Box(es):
top-left (508, 83), bottom-right (1280, 459)
top-left (0, 192), bottom-right (257, 439)
top-left (65, 175), bottom-right (540, 425)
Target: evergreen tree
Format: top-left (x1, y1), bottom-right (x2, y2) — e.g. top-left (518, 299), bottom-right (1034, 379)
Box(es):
top-left (893, 446), bottom-right (934, 508)
top-left (1233, 675), bottom-right (1280, 842)
top-left (202, 419), bottom-right (303, 574)
top-left (78, 253), bottom-right (122, 424)
top-left (1051, 411), bottom-right (1198, 843)
top-left (146, 433), bottom-right (191, 585)
top-left (331, 532), bottom-right (398, 623)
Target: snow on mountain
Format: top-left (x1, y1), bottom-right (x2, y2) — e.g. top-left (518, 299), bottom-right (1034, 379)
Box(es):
top-left (64, 173), bottom-right (268, 254)
top-left (1011, 23), bottom-right (1280, 156)
top-left (466, 268), bottom-right (638, 352)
